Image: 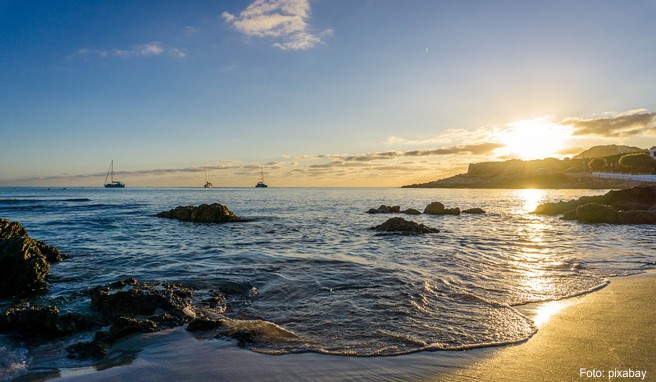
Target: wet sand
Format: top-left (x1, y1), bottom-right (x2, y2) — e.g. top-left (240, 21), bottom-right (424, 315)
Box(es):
top-left (444, 272), bottom-right (656, 381)
top-left (54, 272), bottom-right (655, 382)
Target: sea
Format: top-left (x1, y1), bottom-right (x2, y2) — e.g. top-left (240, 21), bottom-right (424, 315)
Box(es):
top-left (0, 187), bottom-right (654, 380)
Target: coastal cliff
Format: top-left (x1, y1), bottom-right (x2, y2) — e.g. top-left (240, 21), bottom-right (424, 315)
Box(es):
top-left (403, 156), bottom-right (654, 189)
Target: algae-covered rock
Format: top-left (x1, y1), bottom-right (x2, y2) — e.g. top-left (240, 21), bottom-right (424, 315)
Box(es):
top-left (462, 208), bottom-right (486, 214)
top-left (0, 218), bottom-right (66, 297)
top-left (423, 202), bottom-right (460, 215)
top-left (371, 217), bottom-right (439, 235)
top-left (533, 186), bottom-right (656, 216)
top-left (0, 236), bottom-right (50, 296)
top-left (367, 205), bottom-right (401, 214)
top-left (157, 203), bottom-right (248, 223)
top-left (0, 305), bottom-right (97, 338)
top-left (561, 203), bottom-right (656, 224)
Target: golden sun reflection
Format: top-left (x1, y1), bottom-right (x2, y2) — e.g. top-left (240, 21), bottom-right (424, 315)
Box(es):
top-left (532, 300), bottom-right (573, 326)
top-left (515, 189), bottom-right (546, 213)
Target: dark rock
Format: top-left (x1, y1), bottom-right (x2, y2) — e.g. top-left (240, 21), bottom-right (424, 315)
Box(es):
top-left (617, 210), bottom-right (656, 224)
top-left (0, 236), bottom-right (50, 296)
top-left (462, 208), bottom-right (486, 214)
top-left (423, 202), bottom-right (460, 215)
top-left (187, 317), bottom-right (224, 332)
top-left (157, 203), bottom-right (248, 223)
top-left (533, 186), bottom-right (656, 216)
top-left (0, 218), bottom-right (67, 297)
top-left (0, 218), bottom-right (28, 239)
top-left (402, 208), bottom-right (421, 215)
top-left (109, 316), bottom-right (158, 338)
top-left (562, 209), bottom-right (577, 220)
top-left (0, 305), bottom-right (98, 338)
top-left (0, 305), bottom-right (61, 337)
top-left (0, 218), bottom-right (65, 263)
top-left (573, 203), bottom-right (618, 223)
top-left (32, 240), bottom-right (64, 263)
top-left (371, 217), bottom-right (439, 235)
top-left (367, 205), bottom-right (401, 214)
top-left (91, 279), bottom-right (195, 324)
top-left (561, 203), bottom-right (656, 224)
top-left (67, 331), bottom-right (112, 359)
top-left (423, 202), bottom-right (445, 214)
top-left (68, 279), bottom-right (198, 359)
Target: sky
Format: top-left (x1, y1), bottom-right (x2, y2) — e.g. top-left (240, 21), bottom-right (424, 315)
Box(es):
top-left (1, 0), bottom-right (656, 187)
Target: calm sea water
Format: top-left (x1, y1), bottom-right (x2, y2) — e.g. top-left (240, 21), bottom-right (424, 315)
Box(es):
top-left (1, 187), bottom-right (654, 379)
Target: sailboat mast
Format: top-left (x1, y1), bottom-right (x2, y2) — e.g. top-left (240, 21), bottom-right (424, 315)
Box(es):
top-left (110, 160), bottom-right (114, 183)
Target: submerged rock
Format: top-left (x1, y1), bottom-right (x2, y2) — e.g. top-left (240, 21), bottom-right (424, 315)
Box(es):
top-left (367, 205), bottom-right (401, 214)
top-left (0, 218), bottom-right (65, 297)
top-left (423, 202), bottom-right (460, 215)
top-left (156, 203), bottom-right (248, 223)
top-left (371, 217), bottom-right (439, 235)
top-left (462, 208), bottom-right (486, 214)
top-left (402, 208), bottom-right (422, 215)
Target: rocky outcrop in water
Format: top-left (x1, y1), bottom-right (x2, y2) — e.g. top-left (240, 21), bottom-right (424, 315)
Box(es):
top-left (156, 203), bottom-right (248, 223)
top-left (371, 217), bottom-right (439, 235)
top-left (423, 202), bottom-right (461, 215)
top-left (367, 205), bottom-right (423, 215)
top-left (561, 203), bottom-right (656, 224)
top-left (462, 208), bottom-right (486, 214)
top-left (532, 186), bottom-right (656, 224)
top-left (367, 205), bottom-right (401, 214)
top-left (0, 305), bottom-right (97, 339)
top-left (0, 218), bottom-right (65, 297)
top-left (67, 278), bottom-right (198, 359)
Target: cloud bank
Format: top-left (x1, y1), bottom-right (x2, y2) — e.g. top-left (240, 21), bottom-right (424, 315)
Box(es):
top-left (560, 109), bottom-right (656, 137)
top-left (222, 0), bottom-right (331, 50)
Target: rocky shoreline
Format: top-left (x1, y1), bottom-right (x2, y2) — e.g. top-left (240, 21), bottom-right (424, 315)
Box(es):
top-left (532, 186), bottom-right (656, 224)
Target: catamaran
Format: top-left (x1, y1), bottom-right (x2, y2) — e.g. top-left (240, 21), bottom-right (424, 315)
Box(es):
top-left (255, 166), bottom-right (268, 188)
top-left (104, 160), bottom-right (125, 188)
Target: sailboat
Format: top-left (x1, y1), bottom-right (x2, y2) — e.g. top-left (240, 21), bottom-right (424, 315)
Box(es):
top-left (255, 166), bottom-right (268, 188)
top-left (104, 160), bottom-right (125, 188)
top-left (204, 161), bottom-right (213, 188)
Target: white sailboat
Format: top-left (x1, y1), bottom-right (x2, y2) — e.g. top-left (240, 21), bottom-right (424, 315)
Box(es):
top-left (204, 161), bottom-right (213, 188)
top-left (104, 160), bottom-right (125, 188)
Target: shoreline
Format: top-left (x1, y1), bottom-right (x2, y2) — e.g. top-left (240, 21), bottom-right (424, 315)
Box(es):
top-left (444, 271), bottom-right (656, 381)
top-left (51, 272), bottom-right (655, 382)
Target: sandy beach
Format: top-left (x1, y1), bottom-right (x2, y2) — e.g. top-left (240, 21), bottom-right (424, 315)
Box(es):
top-left (51, 271), bottom-right (655, 382)
top-left (445, 271), bottom-right (656, 381)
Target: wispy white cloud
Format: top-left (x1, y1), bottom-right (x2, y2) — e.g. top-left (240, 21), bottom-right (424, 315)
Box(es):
top-left (184, 26), bottom-right (200, 36)
top-left (69, 42), bottom-right (186, 60)
top-left (386, 126), bottom-right (498, 147)
top-left (222, 0), bottom-right (331, 50)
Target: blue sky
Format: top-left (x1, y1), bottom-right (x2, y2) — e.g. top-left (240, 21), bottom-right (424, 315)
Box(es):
top-left (1, 0), bottom-right (655, 187)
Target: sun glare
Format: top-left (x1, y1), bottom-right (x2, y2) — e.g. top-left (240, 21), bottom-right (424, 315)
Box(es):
top-left (497, 118), bottom-right (571, 160)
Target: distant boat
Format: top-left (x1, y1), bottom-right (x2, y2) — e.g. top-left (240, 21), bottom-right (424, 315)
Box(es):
top-left (104, 160), bottom-right (125, 188)
top-left (255, 166), bottom-right (268, 188)
top-left (204, 161), bottom-right (213, 188)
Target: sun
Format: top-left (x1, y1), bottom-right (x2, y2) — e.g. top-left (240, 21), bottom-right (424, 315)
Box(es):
top-left (496, 118), bottom-right (571, 160)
